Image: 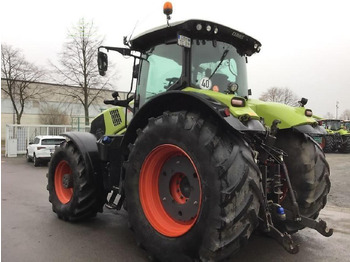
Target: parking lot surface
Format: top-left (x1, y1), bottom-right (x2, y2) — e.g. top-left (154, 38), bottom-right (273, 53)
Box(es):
top-left (2, 154), bottom-right (350, 262)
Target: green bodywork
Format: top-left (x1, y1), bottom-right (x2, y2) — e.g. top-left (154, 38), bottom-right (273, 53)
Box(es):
top-left (184, 87), bottom-right (259, 120)
top-left (97, 88), bottom-right (318, 135)
top-left (185, 87), bottom-right (317, 130)
top-left (96, 107), bottom-right (127, 135)
top-left (323, 119), bottom-right (350, 136)
top-left (247, 99), bottom-right (317, 129)
top-left (338, 129), bottom-right (350, 136)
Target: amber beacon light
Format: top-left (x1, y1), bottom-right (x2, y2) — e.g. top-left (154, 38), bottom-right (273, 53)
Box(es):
top-left (163, 2), bottom-right (173, 26)
top-left (163, 2), bottom-right (173, 16)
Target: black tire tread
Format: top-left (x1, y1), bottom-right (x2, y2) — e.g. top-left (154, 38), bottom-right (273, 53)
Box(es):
top-left (323, 135), bottom-right (335, 153)
top-left (125, 111), bottom-right (261, 262)
top-left (47, 141), bottom-right (106, 221)
top-left (275, 130), bottom-right (331, 232)
top-left (339, 136), bottom-right (350, 153)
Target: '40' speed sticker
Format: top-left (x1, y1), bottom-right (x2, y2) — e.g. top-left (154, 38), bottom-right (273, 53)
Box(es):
top-left (199, 77), bottom-right (212, 90)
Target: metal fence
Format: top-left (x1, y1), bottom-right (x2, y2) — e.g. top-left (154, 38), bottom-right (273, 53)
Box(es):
top-left (5, 124), bottom-right (89, 156)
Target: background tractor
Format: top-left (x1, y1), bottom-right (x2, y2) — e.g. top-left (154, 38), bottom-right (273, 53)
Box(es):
top-left (343, 120), bottom-right (350, 131)
top-left (47, 3), bottom-right (332, 261)
top-left (321, 119), bottom-right (350, 153)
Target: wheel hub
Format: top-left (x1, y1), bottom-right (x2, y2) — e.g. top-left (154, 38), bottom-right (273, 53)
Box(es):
top-left (54, 160), bottom-right (73, 204)
top-left (139, 144), bottom-right (202, 237)
top-left (62, 174), bottom-right (73, 189)
top-left (158, 156), bottom-right (200, 221)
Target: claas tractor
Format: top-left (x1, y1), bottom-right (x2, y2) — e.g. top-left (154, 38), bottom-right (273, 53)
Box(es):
top-left (343, 120), bottom-right (350, 131)
top-left (321, 119), bottom-right (350, 153)
top-left (47, 3), bottom-right (332, 261)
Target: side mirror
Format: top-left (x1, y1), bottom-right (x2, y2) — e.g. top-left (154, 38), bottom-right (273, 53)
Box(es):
top-left (98, 51), bottom-right (108, 76)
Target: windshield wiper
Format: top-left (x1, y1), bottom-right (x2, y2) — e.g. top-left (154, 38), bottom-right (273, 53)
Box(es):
top-left (209, 49), bottom-right (229, 79)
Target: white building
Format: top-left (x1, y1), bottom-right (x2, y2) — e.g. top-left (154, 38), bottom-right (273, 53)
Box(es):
top-left (1, 78), bottom-right (129, 141)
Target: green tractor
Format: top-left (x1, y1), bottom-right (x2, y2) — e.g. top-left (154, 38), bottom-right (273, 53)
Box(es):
top-left (321, 119), bottom-right (350, 153)
top-left (47, 3), bottom-right (332, 261)
top-left (343, 120), bottom-right (350, 131)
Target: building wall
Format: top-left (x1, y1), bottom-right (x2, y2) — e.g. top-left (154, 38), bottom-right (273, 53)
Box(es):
top-left (1, 79), bottom-right (130, 140)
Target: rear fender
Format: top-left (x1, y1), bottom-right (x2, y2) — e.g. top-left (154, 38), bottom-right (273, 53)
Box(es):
top-left (247, 99), bottom-right (319, 129)
top-left (121, 91), bottom-right (265, 154)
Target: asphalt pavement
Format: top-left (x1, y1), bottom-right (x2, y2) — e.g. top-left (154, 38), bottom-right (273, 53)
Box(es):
top-left (1, 154), bottom-right (350, 262)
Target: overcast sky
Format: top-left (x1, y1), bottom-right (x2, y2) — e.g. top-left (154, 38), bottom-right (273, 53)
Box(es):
top-left (1, 0), bottom-right (349, 117)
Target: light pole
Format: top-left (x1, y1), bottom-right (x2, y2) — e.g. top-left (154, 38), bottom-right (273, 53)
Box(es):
top-left (336, 101), bottom-right (339, 119)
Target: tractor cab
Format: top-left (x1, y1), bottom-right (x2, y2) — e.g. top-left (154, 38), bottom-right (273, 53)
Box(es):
top-left (130, 19), bottom-right (261, 106)
top-left (323, 119), bottom-right (342, 131)
top-left (98, 19), bottom-right (261, 110)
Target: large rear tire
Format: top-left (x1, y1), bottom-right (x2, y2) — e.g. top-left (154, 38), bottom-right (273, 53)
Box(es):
top-left (323, 135), bottom-right (335, 153)
top-left (125, 111), bottom-right (261, 261)
top-left (47, 141), bottom-right (106, 221)
top-left (339, 136), bottom-right (350, 153)
top-left (275, 130), bottom-right (331, 233)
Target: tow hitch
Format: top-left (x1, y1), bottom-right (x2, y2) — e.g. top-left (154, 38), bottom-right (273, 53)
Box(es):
top-left (284, 209), bottom-right (333, 237)
top-left (257, 134), bottom-right (333, 254)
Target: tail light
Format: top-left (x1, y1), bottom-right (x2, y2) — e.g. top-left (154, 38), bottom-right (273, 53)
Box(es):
top-left (37, 146), bottom-right (46, 150)
top-left (219, 107), bottom-right (231, 117)
top-left (305, 109), bottom-right (313, 117)
top-left (231, 97), bottom-right (245, 107)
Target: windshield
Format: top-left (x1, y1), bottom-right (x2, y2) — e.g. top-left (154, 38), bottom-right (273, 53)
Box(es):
top-left (324, 121), bottom-right (341, 131)
top-left (191, 41), bottom-right (248, 97)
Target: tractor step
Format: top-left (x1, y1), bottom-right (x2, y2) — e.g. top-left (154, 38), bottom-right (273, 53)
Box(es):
top-left (105, 186), bottom-right (125, 211)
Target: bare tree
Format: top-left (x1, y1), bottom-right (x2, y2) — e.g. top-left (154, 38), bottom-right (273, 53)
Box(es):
top-left (324, 112), bottom-right (334, 119)
top-left (51, 18), bottom-right (111, 126)
top-left (340, 109), bottom-right (350, 120)
top-left (40, 104), bottom-right (70, 125)
top-left (1, 44), bottom-right (46, 124)
top-left (259, 87), bottom-right (299, 106)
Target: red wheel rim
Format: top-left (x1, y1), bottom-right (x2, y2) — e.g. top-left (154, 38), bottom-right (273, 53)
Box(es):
top-left (139, 144), bottom-right (202, 237)
top-left (54, 160), bottom-right (73, 204)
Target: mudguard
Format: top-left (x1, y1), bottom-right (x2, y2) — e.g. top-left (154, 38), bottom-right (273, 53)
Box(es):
top-left (247, 99), bottom-right (317, 129)
top-left (60, 132), bottom-right (101, 180)
top-left (121, 91), bottom-right (265, 152)
top-left (246, 99), bottom-right (327, 135)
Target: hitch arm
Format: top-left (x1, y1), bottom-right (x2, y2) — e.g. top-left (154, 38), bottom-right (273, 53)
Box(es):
top-left (284, 209), bottom-right (333, 237)
top-left (267, 223), bottom-right (299, 254)
top-left (259, 213), bottom-right (299, 254)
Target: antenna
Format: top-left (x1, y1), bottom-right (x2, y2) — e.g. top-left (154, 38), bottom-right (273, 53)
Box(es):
top-left (124, 20), bottom-right (139, 47)
top-left (163, 2), bottom-right (173, 26)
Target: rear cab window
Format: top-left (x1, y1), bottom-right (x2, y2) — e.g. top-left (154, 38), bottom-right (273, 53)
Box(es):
top-left (41, 139), bottom-right (65, 146)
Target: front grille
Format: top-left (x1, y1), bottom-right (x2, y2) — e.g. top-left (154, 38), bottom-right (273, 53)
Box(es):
top-left (110, 109), bottom-right (122, 126)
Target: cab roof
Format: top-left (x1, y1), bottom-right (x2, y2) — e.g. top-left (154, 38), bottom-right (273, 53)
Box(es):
top-left (130, 19), bottom-right (261, 56)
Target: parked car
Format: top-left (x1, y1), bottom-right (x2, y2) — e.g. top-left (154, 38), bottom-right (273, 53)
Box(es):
top-left (26, 135), bottom-right (66, 166)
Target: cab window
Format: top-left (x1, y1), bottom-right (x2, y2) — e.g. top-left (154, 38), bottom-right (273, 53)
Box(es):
top-left (137, 44), bottom-right (182, 106)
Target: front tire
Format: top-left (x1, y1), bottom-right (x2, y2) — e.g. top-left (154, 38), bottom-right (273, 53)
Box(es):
top-left (47, 141), bottom-right (106, 221)
top-left (125, 111), bottom-right (261, 261)
top-left (275, 130), bottom-right (331, 233)
top-left (33, 154), bottom-right (39, 167)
